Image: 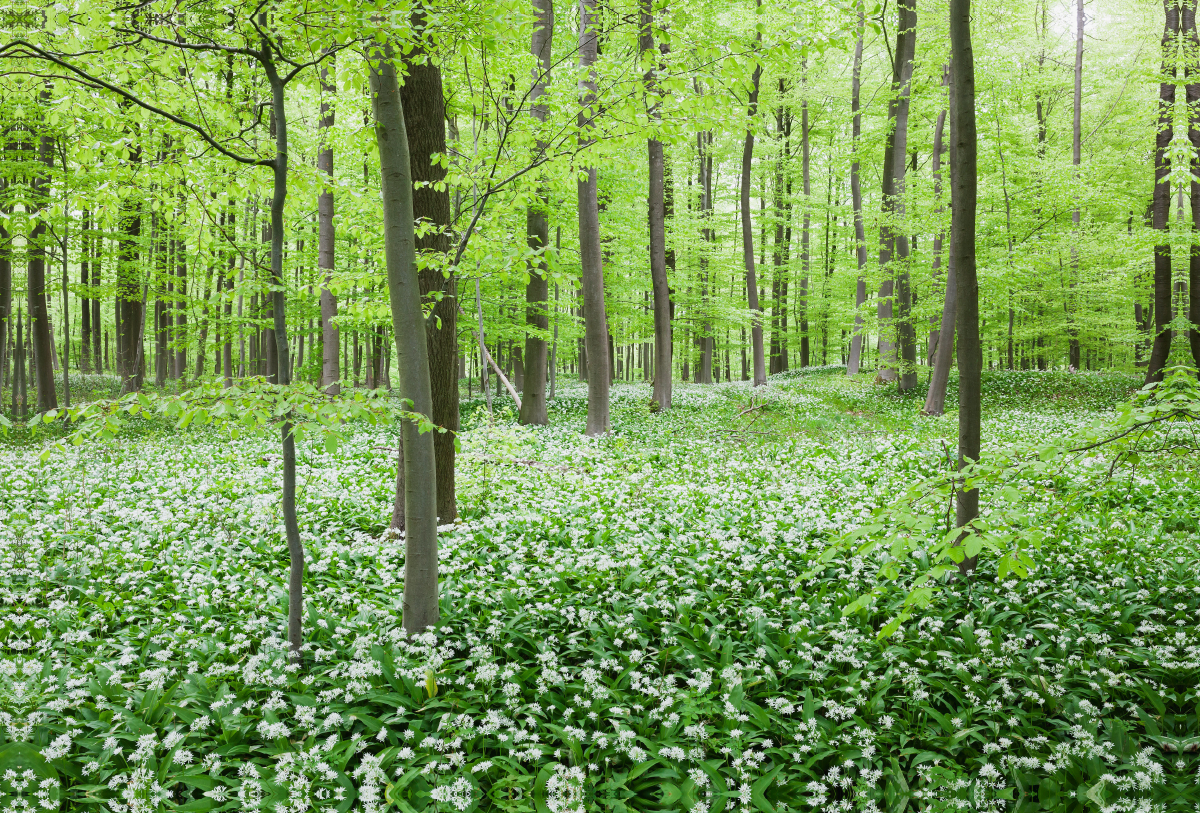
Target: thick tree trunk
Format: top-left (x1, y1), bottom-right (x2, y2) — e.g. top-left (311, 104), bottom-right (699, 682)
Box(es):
top-left (644, 0), bottom-right (673, 408)
top-left (318, 58), bottom-right (340, 395)
top-left (579, 0), bottom-right (611, 434)
top-left (402, 25), bottom-right (458, 522)
top-left (876, 0), bottom-right (916, 386)
top-left (1146, 0), bottom-right (1179, 383)
top-left (950, 0), bottom-right (980, 575)
top-left (521, 0), bottom-right (554, 425)
top-left (741, 7), bottom-right (766, 388)
top-left (847, 4), bottom-right (869, 375)
top-left (370, 49), bottom-right (440, 634)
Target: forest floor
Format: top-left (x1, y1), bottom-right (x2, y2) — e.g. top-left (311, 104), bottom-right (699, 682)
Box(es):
top-left (0, 368), bottom-right (1195, 812)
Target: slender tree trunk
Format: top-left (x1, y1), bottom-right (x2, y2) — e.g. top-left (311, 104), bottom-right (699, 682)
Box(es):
top-left (402, 22), bottom-right (458, 522)
top-left (645, 0), bottom-right (674, 408)
top-left (950, 0), bottom-right (980, 575)
top-left (318, 57), bottom-right (340, 395)
top-left (29, 122), bottom-right (58, 412)
top-left (1185, 0), bottom-right (1200, 370)
top-left (927, 68), bottom-right (950, 367)
top-left (799, 76), bottom-right (812, 369)
top-left (521, 0), bottom-right (554, 425)
top-left (1147, 0), bottom-right (1178, 383)
top-left (80, 210), bottom-right (91, 374)
top-left (847, 3), bottom-right (869, 375)
top-left (579, 0), bottom-right (611, 433)
top-left (1067, 0), bottom-right (1084, 369)
top-left (370, 48), bottom-right (440, 633)
top-left (741, 1), bottom-right (766, 387)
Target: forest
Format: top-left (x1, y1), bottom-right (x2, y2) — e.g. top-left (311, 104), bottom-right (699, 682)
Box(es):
top-left (0, 0), bottom-right (1197, 810)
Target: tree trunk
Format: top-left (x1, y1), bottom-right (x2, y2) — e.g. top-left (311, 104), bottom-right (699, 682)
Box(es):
top-left (799, 75), bottom-right (812, 369)
top-left (29, 123), bottom-right (58, 412)
top-left (847, 3), bottom-right (869, 375)
top-left (922, 74), bottom-right (955, 415)
top-left (402, 23), bottom-right (458, 523)
top-left (318, 57), bottom-right (341, 395)
top-left (80, 210), bottom-right (91, 374)
top-left (370, 48), bottom-right (440, 634)
top-left (1185, 1), bottom-right (1200, 370)
top-left (644, 0), bottom-right (673, 409)
top-left (1146, 0), bottom-right (1178, 383)
top-left (520, 0), bottom-right (554, 425)
top-left (741, 2), bottom-right (766, 388)
top-left (579, 0), bottom-right (611, 434)
top-left (950, 0), bottom-right (980, 575)
top-left (876, 0), bottom-right (916, 386)
top-left (1067, 0), bottom-right (1083, 370)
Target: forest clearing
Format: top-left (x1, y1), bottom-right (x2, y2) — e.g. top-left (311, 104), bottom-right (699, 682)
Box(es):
top-left (1, 0), bottom-right (1199, 810)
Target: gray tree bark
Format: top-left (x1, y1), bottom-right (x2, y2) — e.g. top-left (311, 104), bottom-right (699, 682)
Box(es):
top-left (1146, 0), bottom-right (1178, 383)
top-left (579, 0), bottom-right (611, 434)
top-left (318, 57), bottom-right (340, 395)
top-left (950, 0), bottom-right (980, 575)
top-left (846, 3), bottom-right (869, 375)
top-left (740, 3), bottom-right (766, 387)
top-left (520, 0), bottom-right (554, 425)
top-left (370, 49), bottom-right (440, 634)
top-left (643, 0), bottom-right (674, 408)
top-left (876, 0), bottom-right (916, 386)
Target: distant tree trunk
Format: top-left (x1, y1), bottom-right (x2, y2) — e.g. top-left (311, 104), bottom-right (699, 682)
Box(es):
top-left (799, 75), bottom-right (811, 369)
top-left (521, 0), bottom-right (554, 425)
top-left (922, 76), bottom-right (958, 416)
top-left (222, 205), bottom-right (235, 388)
top-left (402, 22), bottom-right (458, 522)
top-left (644, 0), bottom-right (674, 407)
top-left (174, 236), bottom-right (187, 381)
top-left (0, 181), bottom-right (9, 397)
top-left (741, 1), bottom-right (766, 387)
top-left (29, 121), bottom-right (58, 412)
top-left (950, 0), bottom-right (980, 575)
top-left (80, 210), bottom-right (92, 374)
top-left (579, 0), bottom-right (611, 433)
top-left (1067, 0), bottom-right (1083, 369)
top-left (318, 58), bottom-right (340, 395)
top-left (770, 84), bottom-right (789, 375)
top-left (876, 0), bottom-right (916, 386)
top-left (370, 47), bottom-right (440, 635)
top-left (1146, 0), bottom-right (1178, 383)
top-left (846, 3), bottom-right (869, 375)
top-left (927, 67), bottom-right (950, 369)
top-left (696, 122), bottom-right (713, 384)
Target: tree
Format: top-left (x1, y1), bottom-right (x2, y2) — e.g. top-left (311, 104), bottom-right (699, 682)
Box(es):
top-left (923, 68), bottom-right (954, 417)
top-left (950, 0), bottom-right (980, 575)
top-left (401, 17), bottom-right (458, 523)
top-left (846, 3), bottom-right (869, 377)
top-left (740, 0), bottom-right (766, 388)
top-left (578, 0), bottom-right (611, 435)
top-left (876, 0), bottom-right (916, 388)
top-left (1146, 0), bottom-right (1178, 384)
top-left (642, 0), bottom-right (673, 411)
top-left (318, 56), bottom-right (340, 396)
top-left (369, 44), bottom-right (440, 635)
top-left (520, 0), bottom-right (554, 425)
